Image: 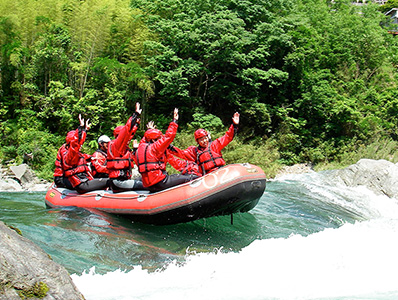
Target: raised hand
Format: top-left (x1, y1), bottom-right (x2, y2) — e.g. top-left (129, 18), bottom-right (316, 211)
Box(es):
top-left (147, 121), bottom-right (156, 129)
top-left (136, 102), bottom-right (142, 114)
top-left (85, 119), bottom-right (91, 131)
top-left (79, 114), bottom-right (84, 127)
top-left (173, 108), bottom-right (179, 121)
top-left (232, 112), bottom-right (240, 125)
top-left (133, 139), bottom-right (139, 149)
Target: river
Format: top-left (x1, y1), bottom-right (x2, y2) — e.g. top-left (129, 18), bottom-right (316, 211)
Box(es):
top-left (1, 170), bottom-right (398, 299)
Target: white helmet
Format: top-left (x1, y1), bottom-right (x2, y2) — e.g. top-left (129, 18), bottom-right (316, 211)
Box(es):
top-left (98, 135), bottom-right (111, 144)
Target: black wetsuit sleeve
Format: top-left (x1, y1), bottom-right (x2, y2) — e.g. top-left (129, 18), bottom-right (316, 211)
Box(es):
top-left (78, 126), bottom-right (86, 143)
top-left (233, 123), bottom-right (238, 137)
top-left (129, 112), bottom-right (140, 132)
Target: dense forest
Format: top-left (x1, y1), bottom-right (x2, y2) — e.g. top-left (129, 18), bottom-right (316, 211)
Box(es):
top-left (2, 0), bottom-right (398, 179)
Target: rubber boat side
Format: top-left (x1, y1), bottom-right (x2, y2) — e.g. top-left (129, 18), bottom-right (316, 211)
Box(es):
top-left (45, 163), bottom-right (266, 225)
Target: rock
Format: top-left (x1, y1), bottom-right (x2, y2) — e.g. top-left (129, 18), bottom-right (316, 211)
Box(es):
top-left (333, 159), bottom-right (398, 198)
top-left (0, 179), bottom-right (23, 192)
top-left (10, 163), bottom-right (43, 186)
top-left (0, 164), bottom-right (50, 192)
top-left (0, 221), bottom-right (85, 300)
top-left (275, 163), bottom-right (315, 178)
top-left (10, 164), bottom-right (29, 181)
top-left (131, 166), bottom-right (140, 179)
top-left (24, 182), bottom-right (52, 192)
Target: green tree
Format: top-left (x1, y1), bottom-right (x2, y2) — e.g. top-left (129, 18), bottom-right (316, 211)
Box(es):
top-left (134, 0), bottom-right (292, 135)
top-left (379, 0), bottom-right (398, 14)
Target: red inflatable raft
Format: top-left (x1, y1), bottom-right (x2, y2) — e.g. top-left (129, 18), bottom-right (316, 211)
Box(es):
top-left (45, 163), bottom-right (266, 225)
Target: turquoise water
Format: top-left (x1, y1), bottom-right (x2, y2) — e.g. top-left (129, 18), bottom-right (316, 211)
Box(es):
top-left (1, 171), bottom-right (398, 299)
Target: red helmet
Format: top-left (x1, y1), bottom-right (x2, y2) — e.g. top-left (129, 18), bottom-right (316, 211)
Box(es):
top-left (194, 129), bottom-right (208, 141)
top-left (65, 130), bottom-right (77, 144)
top-left (113, 126), bottom-right (124, 138)
top-left (144, 129), bottom-right (163, 141)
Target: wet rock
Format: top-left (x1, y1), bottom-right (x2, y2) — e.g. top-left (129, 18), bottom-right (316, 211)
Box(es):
top-left (334, 159), bottom-right (398, 198)
top-left (0, 221), bottom-right (85, 300)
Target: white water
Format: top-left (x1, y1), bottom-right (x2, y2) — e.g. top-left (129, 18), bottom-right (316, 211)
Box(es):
top-left (71, 174), bottom-right (398, 300)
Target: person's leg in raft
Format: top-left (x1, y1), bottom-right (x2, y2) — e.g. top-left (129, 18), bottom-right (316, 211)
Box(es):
top-left (75, 178), bottom-right (109, 194)
top-left (54, 176), bottom-right (66, 188)
top-left (149, 174), bottom-right (199, 193)
top-left (110, 179), bottom-right (145, 193)
top-left (63, 177), bottom-right (78, 190)
top-left (54, 176), bottom-right (74, 189)
top-left (63, 177), bottom-right (74, 190)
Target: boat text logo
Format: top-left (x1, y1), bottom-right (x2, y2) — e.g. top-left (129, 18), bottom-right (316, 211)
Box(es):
top-left (189, 167), bottom-right (232, 189)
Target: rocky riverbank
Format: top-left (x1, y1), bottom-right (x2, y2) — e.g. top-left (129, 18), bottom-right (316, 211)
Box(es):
top-left (0, 221), bottom-right (85, 299)
top-left (0, 164), bottom-right (81, 299)
top-left (0, 164), bottom-right (50, 192)
top-left (275, 162), bottom-right (315, 178)
top-left (332, 158), bottom-right (398, 199)
top-left (274, 159), bottom-right (398, 199)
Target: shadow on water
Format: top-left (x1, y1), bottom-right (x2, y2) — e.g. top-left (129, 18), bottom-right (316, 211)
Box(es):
top-left (122, 211), bottom-right (263, 252)
top-left (40, 206), bottom-right (264, 274)
top-left (1, 191), bottom-right (266, 274)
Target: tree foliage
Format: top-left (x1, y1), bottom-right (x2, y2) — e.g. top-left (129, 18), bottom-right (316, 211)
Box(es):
top-left (1, 0), bottom-right (398, 177)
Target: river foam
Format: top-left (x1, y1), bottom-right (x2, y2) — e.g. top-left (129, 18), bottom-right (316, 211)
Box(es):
top-left (72, 177), bottom-right (398, 300)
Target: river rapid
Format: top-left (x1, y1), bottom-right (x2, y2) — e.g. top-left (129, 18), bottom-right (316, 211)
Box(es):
top-left (1, 170), bottom-right (398, 300)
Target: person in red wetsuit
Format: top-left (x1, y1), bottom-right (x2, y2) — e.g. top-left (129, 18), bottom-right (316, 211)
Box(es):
top-left (166, 151), bottom-right (202, 177)
top-left (135, 109), bottom-right (199, 192)
top-left (107, 102), bottom-right (144, 193)
top-left (62, 115), bottom-right (109, 193)
top-left (54, 114), bottom-right (93, 189)
top-left (171, 112), bottom-right (240, 175)
top-left (53, 143), bottom-right (73, 189)
top-left (145, 120), bottom-right (202, 178)
top-left (91, 135), bottom-right (111, 178)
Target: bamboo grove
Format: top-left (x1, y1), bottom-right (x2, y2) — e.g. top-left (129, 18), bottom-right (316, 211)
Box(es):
top-left (2, 0), bottom-right (398, 178)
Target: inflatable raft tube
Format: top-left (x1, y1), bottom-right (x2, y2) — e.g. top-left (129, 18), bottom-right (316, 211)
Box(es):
top-left (45, 163), bottom-right (266, 225)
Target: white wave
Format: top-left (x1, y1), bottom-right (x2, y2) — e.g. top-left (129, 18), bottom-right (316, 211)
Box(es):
top-left (274, 171), bottom-right (398, 220)
top-left (71, 172), bottom-right (398, 300)
top-left (72, 217), bottom-right (398, 300)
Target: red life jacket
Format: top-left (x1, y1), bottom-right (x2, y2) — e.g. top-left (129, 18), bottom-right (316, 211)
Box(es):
top-left (196, 141), bottom-right (226, 174)
top-left (167, 151), bottom-right (201, 177)
top-left (135, 142), bottom-right (167, 187)
top-left (179, 160), bottom-right (201, 177)
top-left (53, 144), bottom-right (67, 177)
top-left (106, 115), bottom-right (139, 180)
top-left (62, 151), bottom-right (93, 187)
top-left (107, 147), bottom-right (134, 179)
top-left (135, 120), bottom-right (178, 187)
top-left (91, 149), bottom-right (109, 178)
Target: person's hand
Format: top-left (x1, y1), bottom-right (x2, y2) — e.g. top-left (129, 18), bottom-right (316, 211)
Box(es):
top-left (173, 108), bottom-right (179, 121)
top-left (232, 112), bottom-right (239, 125)
top-left (147, 121), bottom-right (156, 129)
top-left (79, 114), bottom-right (84, 127)
top-left (136, 102), bottom-right (142, 114)
top-left (85, 119), bottom-right (91, 131)
top-left (133, 139), bottom-right (139, 149)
